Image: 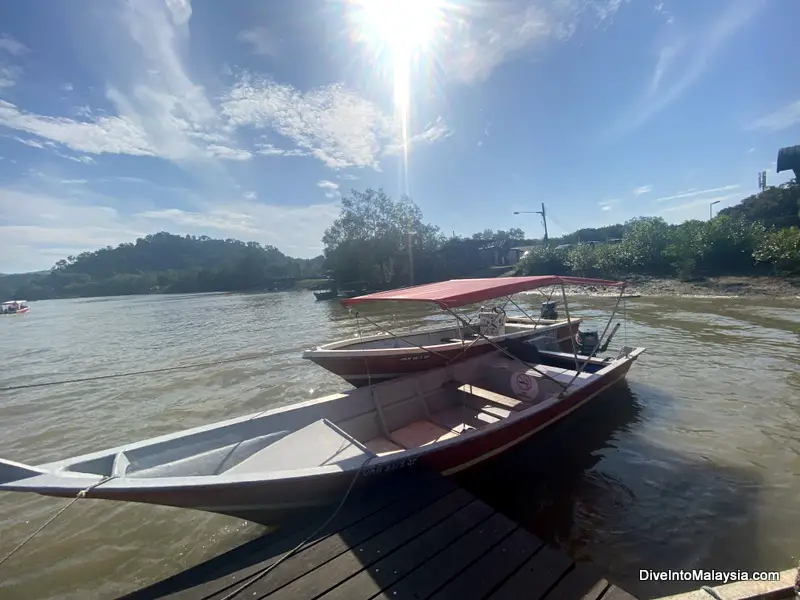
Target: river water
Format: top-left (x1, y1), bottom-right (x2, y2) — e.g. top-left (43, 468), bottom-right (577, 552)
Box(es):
top-left (0, 291), bottom-right (798, 600)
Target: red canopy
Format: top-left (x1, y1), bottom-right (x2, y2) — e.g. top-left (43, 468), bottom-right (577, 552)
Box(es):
top-left (340, 276), bottom-right (625, 310)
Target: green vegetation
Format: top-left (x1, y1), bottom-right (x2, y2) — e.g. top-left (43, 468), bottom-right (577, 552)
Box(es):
top-left (1, 180), bottom-right (798, 301)
top-left (519, 181), bottom-right (800, 280)
top-left (0, 233), bottom-right (324, 301)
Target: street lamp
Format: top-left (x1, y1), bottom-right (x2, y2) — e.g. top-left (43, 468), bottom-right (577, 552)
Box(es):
top-left (709, 200), bottom-right (720, 220)
top-left (513, 203), bottom-right (548, 244)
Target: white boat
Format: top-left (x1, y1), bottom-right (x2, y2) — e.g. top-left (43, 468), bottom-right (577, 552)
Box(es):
top-left (0, 277), bottom-right (644, 524)
top-left (1, 300), bottom-right (29, 315)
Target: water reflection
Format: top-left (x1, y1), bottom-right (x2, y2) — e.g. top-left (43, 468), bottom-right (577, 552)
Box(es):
top-left (457, 381), bottom-right (766, 599)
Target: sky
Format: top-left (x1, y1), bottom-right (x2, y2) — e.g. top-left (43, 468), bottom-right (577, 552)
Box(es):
top-left (0, 0), bottom-right (798, 273)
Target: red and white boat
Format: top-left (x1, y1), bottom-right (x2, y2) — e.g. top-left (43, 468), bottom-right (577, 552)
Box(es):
top-left (303, 277), bottom-right (589, 387)
top-left (0, 276), bottom-right (643, 524)
top-left (1, 300), bottom-right (29, 315)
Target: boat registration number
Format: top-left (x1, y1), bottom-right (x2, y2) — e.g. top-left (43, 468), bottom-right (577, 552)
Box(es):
top-left (363, 456), bottom-right (418, 476)
top-left (399, 355), bottom-right (431, 362)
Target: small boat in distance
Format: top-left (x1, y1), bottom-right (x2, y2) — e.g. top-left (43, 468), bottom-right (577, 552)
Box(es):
top-left (314, 289), bottom-right (339, 301)
top-left (302, 277), bottom-right (593, 387)
top-left (1, 300), bottom-right (29, 315)
top-left (0, 276), bottom-right (644, 524)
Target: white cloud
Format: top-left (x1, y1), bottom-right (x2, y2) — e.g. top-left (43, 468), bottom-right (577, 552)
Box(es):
top-left (61, 83), bottom-right (74, 92)
top-left (317, 179), bottom-right (341, 199)
top-left (656, 184), bottom-right (740, 202)
top-left (654, 1), bottom-right (675, 25)
top-left (237, 26), bottom-right (280, 57)
top-left (633, 185), bottom-right (653, 195)
top-left (617, 1), bottom-right (763, 133)
top-left (383, 117), bottom-right (452, 156)
top-left (221, 75), bottom-right (398, 169)
top-left (164, 0), bottom-right (192, 25)
top-left (748, 99), bottom-right (800, 132)
top-left (243, 191), bottom-right (257, 201)
top-left (255, 142), bottom-right (307, 157)
top-left (0, 185), bottom-right (339, 272)
top-left (0, 35), bottom-right (28, 56)
top-left (598, 198), bottom-right (620, 211)
top-left (0, 65), bottom-right (21, 89)
top-left (437, 0), bottom-right (626, 85)
top-left (659, 193), bottom-right (740, 216)
top-left (748, 147), bottom-right (756, 153)
top-left (0, 99), bottom-right (154, 156)
top-left (206, 144), bottom-right (252, 161)
top-left (138, 208), bottom-right (261, 235)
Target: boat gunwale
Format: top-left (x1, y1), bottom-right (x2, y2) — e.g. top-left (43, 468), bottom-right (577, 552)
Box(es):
top-left (302, 318), bottom-right (580, 358)
top-left (5, 348), bottom-right (645, 493)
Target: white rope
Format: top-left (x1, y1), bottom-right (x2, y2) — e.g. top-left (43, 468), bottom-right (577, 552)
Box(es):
top-left (0, 475), bottom-right (117, 568)
top-left (218, 454), bottom-right (375, 600)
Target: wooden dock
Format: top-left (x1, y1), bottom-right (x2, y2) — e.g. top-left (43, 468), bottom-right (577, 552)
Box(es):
top-left (118, 468), bottom-right (639, 600)
top-left (653, 571), bottom-right (797, 600)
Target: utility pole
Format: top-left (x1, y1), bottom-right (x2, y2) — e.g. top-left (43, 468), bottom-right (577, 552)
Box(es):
top-left (709, 200), bottom-right (720, 220)
top-left (513, 202), bottom-right (549, 245)
top-left (408, 231), bottom-right (414, 286)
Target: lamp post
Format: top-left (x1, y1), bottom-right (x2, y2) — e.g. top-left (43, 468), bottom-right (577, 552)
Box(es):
top-left (514, 202), bottom-right (548, 244)
top-left (709, 200), bottom-right (720, 220)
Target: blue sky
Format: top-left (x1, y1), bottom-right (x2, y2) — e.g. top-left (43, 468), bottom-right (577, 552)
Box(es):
top-left (0, 0), bottom-right (798, 273)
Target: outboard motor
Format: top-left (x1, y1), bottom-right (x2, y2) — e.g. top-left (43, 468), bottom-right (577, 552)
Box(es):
top-left (540, 301), bottom-right (558, 320)
top-left (575, 327), bottom-right (599, 356)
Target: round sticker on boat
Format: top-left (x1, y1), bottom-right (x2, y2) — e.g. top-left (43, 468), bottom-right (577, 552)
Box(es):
top-left (511, 373), bottom-right (538, 399)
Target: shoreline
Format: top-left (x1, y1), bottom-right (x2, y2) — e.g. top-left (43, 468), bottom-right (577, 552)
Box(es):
top-left (546, 275), bottom-right (800, 299)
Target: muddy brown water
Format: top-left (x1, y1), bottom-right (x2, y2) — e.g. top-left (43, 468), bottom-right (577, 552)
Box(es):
top-left (0, 291), bottom-right (798, 599)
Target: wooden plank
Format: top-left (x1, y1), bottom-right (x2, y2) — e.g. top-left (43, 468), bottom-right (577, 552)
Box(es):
top-left (261, 488), bottom-right (475, 599)
top-left (428, 527), bottom-right (543, 600)
top-left (373, 511), bottom-right (517, 600)
top-left (317, 500), bottom-right (495, 600)
top-left (601, 585), bottom-right (639, 600)
top-left (457, 385), bottom-right (528, 412)
top-left (137, 470), bottom-right (453, 600)
top-left (204, 486), bottom-right (466, 600)
top-left (489, 543), bottom-right (574, 600)
top-left (652, 569), bottom-right (797, 600)
top-left (543, 564), bottom-right (609, 600)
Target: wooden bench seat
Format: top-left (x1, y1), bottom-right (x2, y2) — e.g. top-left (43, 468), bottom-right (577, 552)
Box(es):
top-left (454, 383), bottom-right (530, 412)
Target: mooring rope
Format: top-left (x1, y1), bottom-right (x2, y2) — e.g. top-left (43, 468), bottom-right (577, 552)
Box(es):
top-left (0, 353), bottom-right (270, 392)
top-left (217, 453), bottom-right (375, 600)
top-left (0, 475), bottom-right (117, 568)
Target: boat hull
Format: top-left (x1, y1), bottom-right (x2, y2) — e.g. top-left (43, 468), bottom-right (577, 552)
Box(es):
top-left (1, 306), bottom-right (29, 315)
top-left (11, 351), bottom-right (636, 525)
top-left (306, 320), bottom-right (580, 387)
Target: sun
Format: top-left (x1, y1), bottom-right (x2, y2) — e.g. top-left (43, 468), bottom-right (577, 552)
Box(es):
top-left (347, 0), bottom-right (446, 57)
top-left (346, 0), bottom-right (451, 195)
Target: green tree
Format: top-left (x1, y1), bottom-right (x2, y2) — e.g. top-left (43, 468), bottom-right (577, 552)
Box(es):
top-left (753, 227), bottom-right (800, 274)
top-left (322, 188), bottom-right (443, 288)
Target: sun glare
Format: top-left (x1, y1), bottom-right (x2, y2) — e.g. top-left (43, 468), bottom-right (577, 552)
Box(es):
top-left (350, 0), bottom-right (445, 55)
top-left (347, 0), bottom-right (451, 196)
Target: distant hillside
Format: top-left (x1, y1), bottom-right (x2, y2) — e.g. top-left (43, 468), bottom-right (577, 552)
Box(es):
top-left (1, 232), bottom-right (324, 301)
top-left (718, 181), bottom-right (800, 228)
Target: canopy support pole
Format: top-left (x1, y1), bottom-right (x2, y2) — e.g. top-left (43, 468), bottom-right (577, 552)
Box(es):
top-left (560, 284), bottom-right (581, 372)
top-left (443, 308), bottom-right (569, 391)
top-left (558, 283), bottom-right (627, 396)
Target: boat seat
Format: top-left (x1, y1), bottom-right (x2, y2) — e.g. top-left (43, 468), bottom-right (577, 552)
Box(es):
top-left (452, 383), bottom-right (530, 412)
top-left (364, 436), bottom-right (405, 456)
top-left (430, 406), bottom-right (498, 434)
top-left (390, 420), bottom-right (458, 449)
top-left (224, 420), bottom-right (372, 475)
